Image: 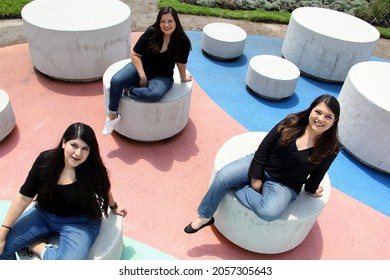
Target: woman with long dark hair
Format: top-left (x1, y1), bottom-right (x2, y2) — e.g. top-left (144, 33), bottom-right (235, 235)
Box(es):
top-left (102, 6), bottom-right (192, 135)
top-left (185, 94), bottom-right (340, 233)
top-left (0, 123), bottom-right (127, 259)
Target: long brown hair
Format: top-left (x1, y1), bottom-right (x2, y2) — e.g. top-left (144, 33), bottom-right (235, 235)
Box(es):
top-left (278, 94), bottom-right (340, 164)
top-left (36, 123), bottom-right (110, 219)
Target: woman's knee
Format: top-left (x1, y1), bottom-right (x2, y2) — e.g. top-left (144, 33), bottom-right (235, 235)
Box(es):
top-left (252, 204), bottom-right (284, 222)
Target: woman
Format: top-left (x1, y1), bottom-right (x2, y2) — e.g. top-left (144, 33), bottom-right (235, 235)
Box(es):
top-left (102, 6), bottom-right (192, 135)
top-left (0, 122), bottom-right (127, 259)
top-left (185, 94), bottom-right (340, 233)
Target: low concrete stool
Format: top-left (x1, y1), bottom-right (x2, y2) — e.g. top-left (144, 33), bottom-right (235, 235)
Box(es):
top-left (0, 89), bottom-right (16, 142)
top-left (21, 0), bottom-right (131, 81)
top-left (103, 59), bottom-right (193, 141)
top-left (202, 22), bottom-right (247, 60)
top-left (212, 132), bottom-right (331, 254)
top-left (246, 55), bottom-right (300, 100)
top-left (17, 208), bottom-right (123, 260)
top-left (338, 61), bottom-right (390, 174)
top-left (281, 7), bottom-right (379, 82)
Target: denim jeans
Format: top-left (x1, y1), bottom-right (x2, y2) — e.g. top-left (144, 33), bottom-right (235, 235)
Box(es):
top-left (0, 205), bottom-right (101, 260)
top-left (197, 154), bottom-right (297, 222)
top-left (108, 62), bottom-right (174, 112)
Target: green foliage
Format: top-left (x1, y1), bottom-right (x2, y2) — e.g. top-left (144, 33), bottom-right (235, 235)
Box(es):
top-left (0, 0), bottom-right (30, 19)
top-left (354, 0), bottom-right (390, 27)
top-left (168, 0), bottom-right (390, 38)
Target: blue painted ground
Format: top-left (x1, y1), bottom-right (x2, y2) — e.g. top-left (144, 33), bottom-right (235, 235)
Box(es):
top-left (186, 31), bottom-right (390, 217)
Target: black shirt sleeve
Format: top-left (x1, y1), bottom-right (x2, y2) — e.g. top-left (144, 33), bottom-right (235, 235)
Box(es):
top-left (248, 123), bottom-right (281, 179)
top-left (19, 152), bottom-right (46, 198)
top-left (304, 151), bottom-right (338, 194)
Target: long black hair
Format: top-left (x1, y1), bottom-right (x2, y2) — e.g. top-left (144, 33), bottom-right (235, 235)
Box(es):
top-left (36, 123), bottom-right (110, 219)
top-left (278, 94), bottom-right (340, 164)
top-left (147, 6), bottom-right (192, 58)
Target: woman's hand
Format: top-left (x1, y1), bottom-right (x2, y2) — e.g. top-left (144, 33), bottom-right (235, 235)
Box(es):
top-left (0, 229), bottom-right (8, 255)
top-left (113, 205), bottom-right (128, 218)
top-left (250, 178), bottom-right (263, 192)
top-left (0, 239), bottom-right (5, 255)
top-left (139, 75), bottom-right (148, 87)
top-left (308, 186), bottom-right (324, 197)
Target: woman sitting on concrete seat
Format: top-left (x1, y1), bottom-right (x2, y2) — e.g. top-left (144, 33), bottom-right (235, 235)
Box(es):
top-left (102, 6), bottom-right (192, 136)
top-left (0, 123), bottom-right (127, 260)
top-left (184, 94), bottom-right (340, 233)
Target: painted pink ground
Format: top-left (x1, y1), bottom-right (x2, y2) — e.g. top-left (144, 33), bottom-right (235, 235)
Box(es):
top-left (0, 34), bottom-right (389, 259)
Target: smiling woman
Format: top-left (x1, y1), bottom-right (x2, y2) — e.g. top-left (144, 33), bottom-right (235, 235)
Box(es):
top-left (184, 94), bottom-right (340, 234)
top-left (102, 6), bottom-right (193, 136)
top-left (0, 122), bottom-right (127, 260)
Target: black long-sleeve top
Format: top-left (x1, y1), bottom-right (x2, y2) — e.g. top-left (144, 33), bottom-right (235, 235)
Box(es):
top-left (248, 123), bottom-right (338, 194)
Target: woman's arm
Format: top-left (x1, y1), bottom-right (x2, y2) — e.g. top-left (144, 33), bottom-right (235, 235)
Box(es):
top-left (0, 193), bottom-right (33, 254)
top-left (305, 152), bottom-right (338, 194)
top-left (107, 191), bottom-right (127, 217)
top-left (131, 51), bottom-right (148, 87)
top-left (177, 63), bottom-right (192, 82)
top-left (248, 123), bottom-right (281, 179)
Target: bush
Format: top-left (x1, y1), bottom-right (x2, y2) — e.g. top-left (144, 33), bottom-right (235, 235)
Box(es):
top-left (180, 0), bottom-right (389, 28)
top-left (354, 0), bottom-right (390, 27)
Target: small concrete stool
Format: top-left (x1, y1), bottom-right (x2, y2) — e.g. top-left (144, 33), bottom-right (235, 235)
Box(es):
top-left (21, 0), bottom-right (131, 81)
top-left (103, 59), bottom-right (193, 142)
top-left (246, 55), bottom-right (300, 100)
top-left (202, 22), bottom-right (247, 60)
top-left (338, 61), bottom-right (390, 174)
top-left (212, 132), bottom-right (331, 254)
top-left (281, 7), bottom-right (379, 82)
top-left (17, 209), bottom-right (123, 260)
top-left (0, 89), bottom-right (16, 142)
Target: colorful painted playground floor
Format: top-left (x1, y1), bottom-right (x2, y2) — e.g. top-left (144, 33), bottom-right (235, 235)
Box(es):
top-left (0, 32), bottom-right (389, 260)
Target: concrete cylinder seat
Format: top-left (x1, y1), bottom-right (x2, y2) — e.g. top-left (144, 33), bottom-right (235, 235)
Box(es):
top-left (0, 89), bottom-right (16, 142)
top-left (202, 22), bottom-right (247, 60)
top-left (17, 209), bottom-right (123, 260)
top-left (246, 55), bottom-right (300, 100)
top-left (212, 132), bottom-right (331, 254)
top-left (103, 59), bottom-right (193, 142)
top-left (281, 7), bottom-right (379, 82)
top-left (21, 0), bottom-right (131, 81)
top-left (338, 61), bottom-right (390, 174)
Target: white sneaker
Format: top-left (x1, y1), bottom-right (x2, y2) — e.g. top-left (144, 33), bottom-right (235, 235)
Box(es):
top-left (102, 114), bottom-right (121, 135)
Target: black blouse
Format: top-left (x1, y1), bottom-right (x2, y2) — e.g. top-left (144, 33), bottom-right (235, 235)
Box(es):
top-left (248, 123), bottom-right (338, 194)
top-left (19, 151), bottom-right (90, 217)
top-left (133, 26), bottom-right (191, 79)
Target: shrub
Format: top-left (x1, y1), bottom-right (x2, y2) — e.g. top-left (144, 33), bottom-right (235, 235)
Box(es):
top-left (354, 0), bottom-right (390, 27)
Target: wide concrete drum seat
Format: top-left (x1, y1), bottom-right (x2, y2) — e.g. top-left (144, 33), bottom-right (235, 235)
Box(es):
top-left (212, 132), bottom-right (331, 254)
top-left (103, 59), bottom-right (193, 141)
top-left (202, 22), bottom-right (247, 60)
top-left (338, 61), bottom-right (390, 174)
top-left (21, 0), bottom-right (131, 81)
top-left (0, 89), bottom-right (16, 142)
top-left (281, 7), bottom-right (379, 82)
top-left (246, 55), bottom-right (300, 100)
top-left (18, 209), bottom-right (123, 260)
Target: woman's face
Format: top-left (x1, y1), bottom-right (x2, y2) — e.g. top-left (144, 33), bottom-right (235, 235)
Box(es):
top-left (62, 137), bottom-right (90, 168)
top-left (308, 102), bottom-right (336, 135)
top-left (159, 13), bottom-right (176, 36)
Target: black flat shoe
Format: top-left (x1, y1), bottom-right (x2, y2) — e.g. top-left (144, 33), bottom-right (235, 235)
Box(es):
top-left (184, 217), bottom-right (215, 234)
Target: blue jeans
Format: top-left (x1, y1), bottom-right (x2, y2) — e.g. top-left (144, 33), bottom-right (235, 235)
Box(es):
top-left (197, 154), bottom-right (297, 222)
top-left (0, 205), bottom-right (101, 260)
top-left (108, 62), bottom-right (174, 112)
